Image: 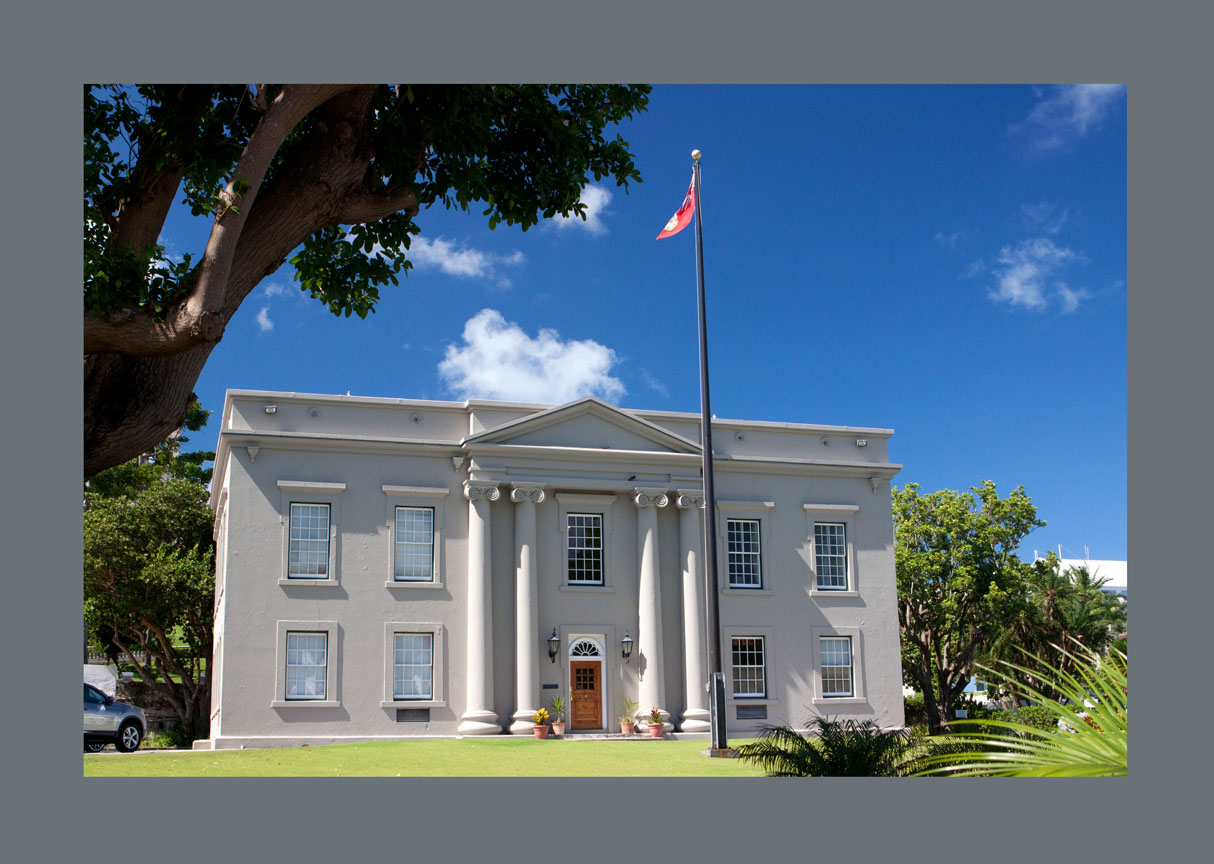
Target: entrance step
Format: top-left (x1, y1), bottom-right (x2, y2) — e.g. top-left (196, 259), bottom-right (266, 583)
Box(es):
top-left (556, 733), bottom-right (666, 741)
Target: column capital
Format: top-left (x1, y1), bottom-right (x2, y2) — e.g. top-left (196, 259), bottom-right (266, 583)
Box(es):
top-left (633, 488), bottom-right (669, 508)
top-left (509, 484), bottom-right (546, 505)
top-left (463, 482), bottom-right (500, 502)
top-left (675, 489), bottom-right (706, 509)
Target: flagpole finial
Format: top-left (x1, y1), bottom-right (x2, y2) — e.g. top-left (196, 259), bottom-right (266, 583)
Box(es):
top-left (691, 149), bottom-right (701, 160)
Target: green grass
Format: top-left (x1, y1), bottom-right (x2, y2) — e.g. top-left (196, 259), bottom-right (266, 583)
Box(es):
top-left (83, 737), bottom-right (765, 777)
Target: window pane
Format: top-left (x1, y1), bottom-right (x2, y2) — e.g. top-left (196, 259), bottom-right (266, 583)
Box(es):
top-left (395, 507), bottom-right (435, 581)
top-left (821, 637), bottom-right (853, 697)
top-left (727, 519), bottom-right (762, 588)
top-left (394, 632), bottom-right (433, 700)
top-left (731, 636), bottom-right (766, 697)
top-left (567, 514), bottom-right (603, 584)
top-left (285, 632), bottom-right (327, 699)
top-left (289, 503), bottom-right (330, 578)
top-left (815, 523), bottom-right (848, 589)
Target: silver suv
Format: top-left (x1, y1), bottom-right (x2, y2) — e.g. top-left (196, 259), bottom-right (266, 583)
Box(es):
top-left (84, 683), bottom-right (146, 752)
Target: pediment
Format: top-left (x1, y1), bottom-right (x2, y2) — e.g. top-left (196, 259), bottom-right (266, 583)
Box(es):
top-left (464, 397), bottom-right (700, 454)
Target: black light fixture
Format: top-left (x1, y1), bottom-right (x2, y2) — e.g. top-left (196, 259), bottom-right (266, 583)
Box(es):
top-left (621, 631), bottom-right (634, 662)
top-left (547, 629), bottom-right (560, 663)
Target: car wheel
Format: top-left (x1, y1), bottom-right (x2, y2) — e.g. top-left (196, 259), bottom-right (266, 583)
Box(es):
top-left (85, 742), bottom-right (106, 753)
top-left (117, 721), bottom-right (142, 752)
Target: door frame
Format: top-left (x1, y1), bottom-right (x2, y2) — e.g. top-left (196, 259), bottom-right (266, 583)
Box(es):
top-left (565, 633), bottom-right (609, 731)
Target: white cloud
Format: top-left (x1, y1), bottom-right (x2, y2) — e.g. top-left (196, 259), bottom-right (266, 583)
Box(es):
top-left (255, 306), bottom-right (274, 332)
top-left (408, 236), bottom-right (524, 289)
top-left (1013, 84), bottom-right (1125, 151)
top-left (639, 369), bottom-right (668, 398)
top-left (934, 227), bottom-right (973, 249)
top-left (990, 238), bottom-right (1080, 310)
top-left (438, 308), bottom-right (625, 404)
top-left (262, 282), bottom-right (289, 298)
top-left (1020, 200), bottom-right (1072, 234)
top-left (550, 184), bottom-right (613, 235)
top-left (1056, 282), bottom-right (1092, 314)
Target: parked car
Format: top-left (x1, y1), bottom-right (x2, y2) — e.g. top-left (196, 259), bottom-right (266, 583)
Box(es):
top-left (84, 683), bottom-right (146, 753)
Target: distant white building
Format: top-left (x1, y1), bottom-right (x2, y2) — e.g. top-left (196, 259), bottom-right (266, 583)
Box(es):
top-left (1034, 553), bottom-right (1128, 600)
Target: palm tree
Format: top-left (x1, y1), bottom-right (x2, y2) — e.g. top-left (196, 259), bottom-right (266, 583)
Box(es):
top-left (736, 717), bottom-right (922, 777)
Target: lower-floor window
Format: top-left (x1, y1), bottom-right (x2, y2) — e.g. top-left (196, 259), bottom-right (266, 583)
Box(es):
top-left (286, 632), bottom-right (327, 700)
top-left (394, 633), bottom-right (434, 700)
top-left (731, 636), bottom-right (766, 698)
top-left (820, 636), bottom-right (853, 697)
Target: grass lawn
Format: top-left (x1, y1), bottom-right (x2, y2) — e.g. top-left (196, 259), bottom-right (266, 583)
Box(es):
top-left (83, 737), bottom-right (764, 777)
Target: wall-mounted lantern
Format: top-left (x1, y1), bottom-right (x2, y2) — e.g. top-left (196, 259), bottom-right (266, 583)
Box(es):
top-left (621, 631), bottom-right (634, 663)
top-left (547, 629), bottom-right (560, 663)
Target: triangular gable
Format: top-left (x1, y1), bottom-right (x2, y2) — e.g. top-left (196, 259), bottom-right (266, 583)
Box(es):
top-left (464, 397), bottom-right (701, 454)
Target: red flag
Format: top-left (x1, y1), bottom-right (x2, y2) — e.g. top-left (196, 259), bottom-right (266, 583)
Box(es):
top-left (656, 174), bottom-right (695, 239)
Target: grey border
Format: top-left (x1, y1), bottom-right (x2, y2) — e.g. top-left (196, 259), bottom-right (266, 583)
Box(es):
top-left (21, 0), bottom-right (1194, 860)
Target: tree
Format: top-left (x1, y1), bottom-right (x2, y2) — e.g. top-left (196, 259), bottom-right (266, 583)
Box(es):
top-left (84, 478), bottom-right (215, 741)
top-left (893, 481), bottom-right (1043, 734)
top-left (980, 557), bottom-right (1126, 702)
top-left (84, 400), bottom-right (214, 498)
top-left (736, 717), bottom-right (924, 777)
top-left (84, 84), bottom-right (651, 475)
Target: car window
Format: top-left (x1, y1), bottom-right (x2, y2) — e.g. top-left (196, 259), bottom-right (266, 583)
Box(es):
top-left (84, 684), bottom-right (106, 704)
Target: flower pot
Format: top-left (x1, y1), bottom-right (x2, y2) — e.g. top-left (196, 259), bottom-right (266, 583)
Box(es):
top-left (551, 721), bottom-right (566, 736)
top-left (620, 721), bottom-right (636, 735)
top-left (648, 722), bottom-right (664, 738)
top-left (533, 724), bottom-right (550, 739)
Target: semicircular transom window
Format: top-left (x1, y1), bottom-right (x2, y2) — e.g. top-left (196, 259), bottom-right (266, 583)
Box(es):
top-left (569, 639), bottom-right (603, 658)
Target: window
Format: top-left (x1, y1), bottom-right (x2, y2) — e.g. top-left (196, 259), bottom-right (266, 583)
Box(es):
top-left (727, 519), bottom-right (763, 588)
top-left (285, 632), bottom-right (328, 700)
top-left (731, 636), bottom-right (767, 698)
top-left (814, 522), bottom-right (848, 590)
top-left (567, 513), bottom-right (604, 584)
top-left (820, 637), bottom-right (853, 697)
top-left (393, 633), bottom-right (434, 699)
top-left (288, 503), bottom-right (330, 579)
top-left (394, 507), bottom-right (434, 581)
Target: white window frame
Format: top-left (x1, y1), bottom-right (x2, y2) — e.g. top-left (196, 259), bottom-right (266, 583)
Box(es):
top-left (729, 635), bottom-right (768, 699)
top-left (811, 625), bottom-right (866, 704)
top-left (381, 622), bottom-right (446, 708)
top-left (556, 493), bottom-right (617, 593)
top-left (272, 620), bottom-right (339, 708)
top-left (277, 480), bottom-right (345, 586)
top-left (725, 518), bottom-right (764, 590)
top-left (804, 503), bottom-right (860, 596)
top-left (382, 485), bottom-right (449, 590)
top-left (716, 501), bottom-right (775, 595)
top-left (721, 624), bottom-right (778, 707)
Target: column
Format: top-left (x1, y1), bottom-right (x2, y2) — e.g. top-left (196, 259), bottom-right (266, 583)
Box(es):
top-left (677, 490), bottom-right (711, 732)
top-left (459, 482), bottom-right (502, 735)
top-left (509, 484), bottom-right (545, 734)
top-left (634, 488), bottom-right (669, 731)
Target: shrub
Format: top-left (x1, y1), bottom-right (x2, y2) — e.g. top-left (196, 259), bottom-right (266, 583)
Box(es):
top-left (737, 717), bottom-right (921, 777)
top-left (904, 692), bottom-right (927, 725)
top-left (1014, 705), bottom-right (1057, 732)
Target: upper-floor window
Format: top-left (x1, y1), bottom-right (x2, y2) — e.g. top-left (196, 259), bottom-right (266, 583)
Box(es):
top-left (567, 513), bottom-right (604, 585)
top-left (288, 503), bottom-right (330, 579)
top-left (727, 519), bottom-right (763, 588)
top-left (394, 507), bottom-right (435, 581)
top-left (814, 522), bottom-right (848, 590)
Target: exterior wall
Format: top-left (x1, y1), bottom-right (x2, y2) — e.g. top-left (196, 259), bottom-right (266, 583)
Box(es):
top-left (204, 390), bottom-right (904, 748)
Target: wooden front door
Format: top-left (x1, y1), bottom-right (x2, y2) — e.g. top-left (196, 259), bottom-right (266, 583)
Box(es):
top-left (570, 660), bottom-right (603, 730)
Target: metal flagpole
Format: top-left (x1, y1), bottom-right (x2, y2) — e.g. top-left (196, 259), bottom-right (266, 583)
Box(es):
top-left (690, 149), bottom-right (728, 753)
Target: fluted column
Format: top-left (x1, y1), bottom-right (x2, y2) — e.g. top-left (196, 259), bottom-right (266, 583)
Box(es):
top-left (459, 482), bottom-right (502, 735)
top-left (677, 490), bottom-right (711, 732)
top-left (509, 484), bottom-right (545, 734)
top-left (634, 488), bottom-right (669, 731)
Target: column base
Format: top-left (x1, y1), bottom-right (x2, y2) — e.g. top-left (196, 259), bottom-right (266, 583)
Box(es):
top-left (509, 711), bottom-right (542, 735)
top-left (457, 711), bottom-right (502, 735)
top-left (679, 709), bottom-right (712, 732)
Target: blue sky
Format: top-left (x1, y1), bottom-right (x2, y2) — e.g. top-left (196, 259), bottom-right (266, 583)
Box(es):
top-left (163, 84), bottom-right (1126, 561)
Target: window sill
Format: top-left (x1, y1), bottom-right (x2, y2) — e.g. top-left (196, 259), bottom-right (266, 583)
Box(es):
top-left (380, 699), bottom-right (447, 709)
top-left (384, 580), bottom-right (445, 590)
top-left (727, 697), bottom-right (780, 705)
top-left (278, 578), bottom-right (340, 587)
top-left (721, 587), bottom-right (772, 596)
top-left (559, 584), bottom-right (614, 594)
top-left (271, 700), bottom-right (341, 709)
top-left (809, 589), bottom-right (859, 598)
top-left (812, 697), bottom-right (866, 706)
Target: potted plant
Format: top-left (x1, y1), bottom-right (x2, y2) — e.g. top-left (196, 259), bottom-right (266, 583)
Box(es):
top-left (549, 696), bottom-right (567, 736)
top-left (532, 707), bottom-right (550, 739)
top-left (619, 697), bottom-right (639, 735)
top-left (647, 706), bottom-right (665, 737)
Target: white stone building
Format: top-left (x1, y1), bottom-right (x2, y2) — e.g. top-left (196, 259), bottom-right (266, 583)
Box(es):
top-left (196, 389), bottom-right (906, 749)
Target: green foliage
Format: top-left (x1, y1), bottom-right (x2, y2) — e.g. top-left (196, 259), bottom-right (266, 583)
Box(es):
top-left (84, 400), bottom-right (214, 498)
top-left (893, 481), bottom-right (1044, 733)
top-left (736, 717), bottom-right (922, 777)
top-left (619, 697), bottom-right (640, 724)
top-left (549, 696), bottom-right (566, 721)
top-left (915, 645), bottom-right (1127, 777)
top-left (903, 692), bottom-right (927, 726)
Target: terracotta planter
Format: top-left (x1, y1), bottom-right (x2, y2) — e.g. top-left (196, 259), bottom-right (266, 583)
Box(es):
top-left (551, 721), bottom-right (566, 736)
top-left (533, 724), bottom-right (550, 739)
top-left (648, 722), bottom-right (664, 738)
top-left (620, 721), bottom-right (636, 735)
